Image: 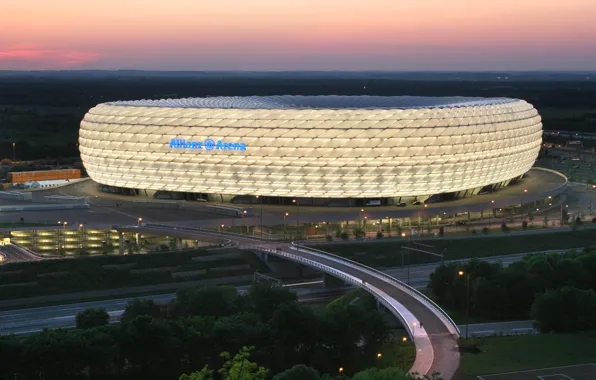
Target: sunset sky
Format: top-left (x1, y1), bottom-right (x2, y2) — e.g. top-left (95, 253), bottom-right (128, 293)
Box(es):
top-left (1, 0), bottom-right (595, 71)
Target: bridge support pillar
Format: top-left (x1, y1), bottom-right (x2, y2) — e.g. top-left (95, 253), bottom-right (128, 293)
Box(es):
top-left (323, 273), bottom-right (345, 288)
top-left (376, 298), bottom-right (384, 312)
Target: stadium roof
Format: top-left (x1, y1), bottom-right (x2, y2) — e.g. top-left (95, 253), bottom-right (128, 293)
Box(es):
top-left (105, 95), bottom-right (518, 110)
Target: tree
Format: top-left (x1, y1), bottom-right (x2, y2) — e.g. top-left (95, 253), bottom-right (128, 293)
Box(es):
top-left (219, 346), bottom-right (268, 380)
top-left (121, 298), bottom-right (164, 324)
top-left (179, 366), bottom-right (214, 380)
top-left (481, 226), bottom-right (488, 235)
top-left (501, 222), bottom-right (508, 232)
top-left (244, 283), bottom-right (297, 321)
top-left (273, 364), bottom-right (321, 380)
top-left (76, 307), bottom-right (110, 329)
top-left (353, 229), bottom-right (365, 239)
top-left (171, 285), bottom-right (240, 318)
top-left (438, 226), bottom-right (444, 236)
top-left (521, 220), bottom-right (528, 229)
top-left (0, 335), bottom-right (24, 378)
top-left (351, 367), bottom-right (410, 380)
top-left (531, 286), bottom-right (596, 333)
top-left (120, 315), bottom-right (182, 377)
top-left (543, 215), bottom-right (549, 228)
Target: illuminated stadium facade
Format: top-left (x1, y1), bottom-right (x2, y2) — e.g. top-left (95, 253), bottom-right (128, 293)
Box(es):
top-left (79, 96), bottom-right (542, 204)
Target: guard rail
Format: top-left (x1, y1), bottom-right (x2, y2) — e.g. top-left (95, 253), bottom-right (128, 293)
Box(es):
top-left (291, 242), bottom-right (460, 337)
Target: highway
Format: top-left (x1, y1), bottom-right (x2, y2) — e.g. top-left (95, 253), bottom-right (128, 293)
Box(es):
top-left (0, 284), bottom-right (348, 336)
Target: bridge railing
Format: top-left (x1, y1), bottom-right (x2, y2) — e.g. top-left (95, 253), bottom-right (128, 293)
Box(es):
top-left (242, 244), bottom-right (416, 339)
top-left (291, 242), bottom-right (460, 337)
top-left (122, 224), bottom-right (236, 248)
top-left (140, 223), bottom-right (263, 243)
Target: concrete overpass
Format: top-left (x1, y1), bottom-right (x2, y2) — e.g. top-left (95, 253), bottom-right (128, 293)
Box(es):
top-left (118, 223), bottom-right (460, 379)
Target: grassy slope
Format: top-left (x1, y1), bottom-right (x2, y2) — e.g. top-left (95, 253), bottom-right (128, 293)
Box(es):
top-left (457, 332), bottom-right (596, 378)
top-left (315, 229), bottom-right (596, 268)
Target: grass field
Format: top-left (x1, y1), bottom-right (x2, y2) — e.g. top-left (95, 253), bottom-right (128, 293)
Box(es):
top-left (456, 332), bottom-right (596, 378)
top-left (315, 229), bottom-right (596, 268)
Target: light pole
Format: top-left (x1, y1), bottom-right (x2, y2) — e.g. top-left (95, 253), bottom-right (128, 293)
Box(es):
top-left (78, 224), bottom-right (84, 248)
top-left (219, 224), bottom-right (224, 232)
top-left (12, 142), bottom-right (15, 161)
top-left (137, 217), bottom-right (143, 226)
top-left (283, 212), bottom-right (289, 240)
top-left (489, 200), bottom-right (494, 228)
top-left (458, 270), bottom-right (471, 339)
top-left (256, 195), bottom-right (263, 239)
top-left (400, 232), bottom-right (411, 285)
top-left (521, 189), bottom-right (528, 223)
top-left (292, 199), bottom-right (300, 240)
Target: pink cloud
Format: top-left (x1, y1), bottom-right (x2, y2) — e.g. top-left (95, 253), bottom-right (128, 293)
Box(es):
top-left (0, 46), bottom-right (101, 69)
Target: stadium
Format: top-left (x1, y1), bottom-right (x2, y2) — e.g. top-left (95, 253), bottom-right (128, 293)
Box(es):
top-left (79, 96), bottom-right (542, 206)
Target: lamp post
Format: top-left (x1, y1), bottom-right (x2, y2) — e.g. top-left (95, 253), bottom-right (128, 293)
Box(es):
top-left (458, 270), bottom-right (471, 339)
top-left (521, 189), bottom-right (528, 222)
top-left (256, 195), bottom-right (263, 239)
top-left (137, 217), bottom-right (143, 226)
top-left (78, 224), bottom-right (84, 248)
top-left (12, 142), bottom-right (15, 161)
top-left (400, 232), bottom-right (411, 285)
top-left (489, 200), bottom-right (494, 228)
top-left (292, 199), bottom-right (300, 240)
top-left (283, 212), bottom-right (289, 240)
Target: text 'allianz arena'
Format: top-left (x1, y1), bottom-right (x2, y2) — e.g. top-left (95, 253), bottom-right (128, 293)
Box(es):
top-left (79, 96), bottom-right (542, 199)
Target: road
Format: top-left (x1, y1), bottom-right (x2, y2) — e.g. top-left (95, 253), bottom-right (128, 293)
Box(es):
top-left (0, 284), bottom-right (348, 336)
top-left (383, 249), bottom-right (566, 290)
top-left (457, 320), bottom-right (536, 337)
top-left (0, 168), bottom-right (566, 228)
top-left (0, 244), bottom-right (41, 262)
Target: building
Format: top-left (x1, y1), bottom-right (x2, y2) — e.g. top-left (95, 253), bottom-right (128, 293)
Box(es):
top-left (79, 96), bottom-right (542, 204)
top-left (23, 179), bottom-right (71, 189)
top-left (10, 169), bottom-right (81, 184)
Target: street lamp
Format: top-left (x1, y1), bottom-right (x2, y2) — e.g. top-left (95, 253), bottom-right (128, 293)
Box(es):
top-left (219, 224), bottom-right (224, 232)
top-left (489, 200), bottom-right (495, 228)
top-left (78, 224), bottom-right (84, 248)
top-left (338, 368), bottom-right (344, 375)
top-left (458, 270), bottom-right (471, 339)
top-left (137, 217), bottom-right (143, 226)
top-left (256, 195), bottom-right (263, 239)
top-left (376, 353), bottom-right (382, 359)
top-left (283, 212), bottom-right (289, 239)
top-left (292, 199), bottom-right (300, 240)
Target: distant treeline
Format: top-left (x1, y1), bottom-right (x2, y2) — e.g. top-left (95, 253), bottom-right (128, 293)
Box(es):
top-left (1, 74), bottom-right (595, 160)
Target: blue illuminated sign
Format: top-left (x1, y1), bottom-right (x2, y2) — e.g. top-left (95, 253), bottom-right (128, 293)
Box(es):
top-left (169, 138), bottom-right (246, 151)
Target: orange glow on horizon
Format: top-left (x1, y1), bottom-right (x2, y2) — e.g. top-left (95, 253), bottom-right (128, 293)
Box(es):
top-left (1, 0), bottom-right (595, 70)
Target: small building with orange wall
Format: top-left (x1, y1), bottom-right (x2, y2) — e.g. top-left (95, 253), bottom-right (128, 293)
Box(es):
top-left (9, 169), bottom-right (81, 184)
